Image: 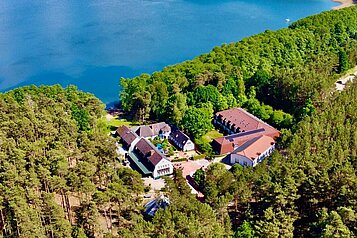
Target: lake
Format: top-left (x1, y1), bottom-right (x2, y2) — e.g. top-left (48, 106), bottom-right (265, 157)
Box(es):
top-left (0, 0), bottom-right (338, 104)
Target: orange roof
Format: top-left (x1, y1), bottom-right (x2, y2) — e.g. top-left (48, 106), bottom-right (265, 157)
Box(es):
top-left (233, 135), bottom-right (275, 161)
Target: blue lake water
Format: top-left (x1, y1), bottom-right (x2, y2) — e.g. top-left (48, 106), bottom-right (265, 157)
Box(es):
top-left (0, 0), bottom-right (338, 104)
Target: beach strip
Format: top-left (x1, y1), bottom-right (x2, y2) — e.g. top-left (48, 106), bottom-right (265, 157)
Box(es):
top-left (333, 0), bottom-right (356, 9)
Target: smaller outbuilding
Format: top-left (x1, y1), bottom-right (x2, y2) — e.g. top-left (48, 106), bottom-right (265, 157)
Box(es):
top-left (116, 126), bottom-right (140, 151)
top-left (144, 195), bottom-right (170, 217)
top-left (169, 129), bottom-right (195, 152)
top-left (134, 122), bottom-right (171, 139)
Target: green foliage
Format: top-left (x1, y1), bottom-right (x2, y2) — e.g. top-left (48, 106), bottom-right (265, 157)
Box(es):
top-left (171, 157), bottom-right (186, 162)
top-left (199, 81), bottom-right (357, 237)
top-left (120, 7), bottom-right (357, 132)
top-left (168, 146), bottom-right (175, 156)
top-left (234, 221), bottom-right (255, 238)
top-left (71, 103), bottom-right (91, 131)
top-left (192, 154), bottom-right (206, 161)
top-left (338, 50), bottom-right (350, 73)
top-left (72, 226), bottom-right (88, 238)
top-left (150, 170), bottom-right (228, 237)
top-left (300, 98), bottom-right (316, 119)
top-left (181, 103), bottom-right (214, 139)
top-left (0, 85), bottom-right (145, 237)
top-left (3, 6), bottom-right (357, 238)
top-left (319, 211), bottom-right (353, 238)
top-left (194, 137), bottom-right (213, 155)
top-left (193, 168), bottom-right (205, 190)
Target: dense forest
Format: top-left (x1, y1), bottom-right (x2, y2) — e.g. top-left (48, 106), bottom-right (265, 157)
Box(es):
top-left (0, 85), bottom-right (229, 238)
top-left (1, 5), bottom-right (357, 238)
top-left (207, 79), bottom-right (357, 237)
top-left (120, 6), bottom-right (357, 140)
top-left (0, 85), bottom-right (147, 237)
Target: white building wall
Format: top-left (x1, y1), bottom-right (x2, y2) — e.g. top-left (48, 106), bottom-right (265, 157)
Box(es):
top-left (230, 144), bottom-right (276, 167)
top-left (230, 154), bottom-right (254, 167)
top-left (161, 131), bottom-right (171, 139)
top-left (183, 140), bottom-right (195, 151)
top-left (153, 159), bottom-right (173, 178)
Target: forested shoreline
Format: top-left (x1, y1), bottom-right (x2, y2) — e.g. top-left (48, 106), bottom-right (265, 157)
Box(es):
top-left (120, 7), bottom-right (357, 139)
top-left (0, 6), bottom-right (357, 238)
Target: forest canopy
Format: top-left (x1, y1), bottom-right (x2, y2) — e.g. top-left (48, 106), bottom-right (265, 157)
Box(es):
top-left (120, 6), bottom-right (357, 139)
top-left (1, 5), bottom-right (357, 238)
top-left (0, 85), bottom-right (146, 237)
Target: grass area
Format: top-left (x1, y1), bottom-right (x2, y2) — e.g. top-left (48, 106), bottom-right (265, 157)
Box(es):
top-left (201, 130), bottom-right (223, 143)
top-left (103, 114), bottom-right (139, 131)
top-left (108, 117), bottom-right (136, 128)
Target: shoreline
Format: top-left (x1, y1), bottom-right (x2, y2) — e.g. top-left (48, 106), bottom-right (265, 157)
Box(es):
top-left (333, 0), bottom-right (356, 9)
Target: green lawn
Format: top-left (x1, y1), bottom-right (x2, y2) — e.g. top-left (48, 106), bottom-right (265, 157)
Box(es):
top-left (201, 130), bottom-right (223, 143)
top-left (104, 115), bottom-right (139, 131)
top-left (108, 117), bottom-right (135, 128)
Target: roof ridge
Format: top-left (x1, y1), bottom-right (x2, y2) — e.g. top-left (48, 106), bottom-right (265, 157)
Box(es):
top-left (237, 108), bottom-right (278, 131)
top-left (143, 138), bottom-right (167, 160)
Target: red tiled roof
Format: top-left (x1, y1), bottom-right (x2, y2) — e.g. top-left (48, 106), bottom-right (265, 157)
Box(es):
top-left (135, 126), bottom-right (155, 138)
top-left (116, 125), bottom-right (130, 138)
top-left (135, 122), bottom-right (171, 138)
top-left (213, 137), bottom-right (225, 144)
top-left (233, 135), bottom-right (275, 161)
top-left (135, 138), bottom-right (165, 166)
top-left (215, 108), bottom-right (279, 137)
top-left (151, 122), bottom-right (171, 133)
top-left (117, 126), bottom-right (138, 146)
top-left (148, 152), bottom-right (163, 166)
top-left (212, 108), bottom-right (280, 155)
top-left (122, 131), bottom-right (138, 145)
top-left (212, 129), bottom-right (269, 155)
top-left (218, 128), bottom-right (268, 146)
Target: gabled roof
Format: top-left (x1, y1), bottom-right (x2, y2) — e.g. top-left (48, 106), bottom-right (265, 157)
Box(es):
top-left (122, 131), bottom-right (138, 145)
top-left (170, 129), bottom-right (190, 147)
top-left (215, 108), bottom-right (279, 137)
top-left (135, 126), bottom-right (155, 138)
top-left (135, 122), bottom-right (171, 138)
top-left (151, 122), bottom-right (171, 134)
top-left (116, 125), bottom-right (130, 138)
top-left (117, 126), bottom-right (138, 146)
top-left (214, 128), bottom-right (267, 147)
top-left (135, 138), bottom-right (166, 166)
top-left (232, 135), bottom-right (275, 161)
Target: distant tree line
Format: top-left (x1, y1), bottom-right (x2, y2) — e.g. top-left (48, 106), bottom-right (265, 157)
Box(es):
top-left (120, 6), bottom-right (357, 140)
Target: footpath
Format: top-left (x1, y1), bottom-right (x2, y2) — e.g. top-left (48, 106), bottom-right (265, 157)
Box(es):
top-left (335, 66), bottom-right (357, 91)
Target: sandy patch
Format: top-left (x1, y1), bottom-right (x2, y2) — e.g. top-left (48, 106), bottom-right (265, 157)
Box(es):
top-left (333, 0), bottom-right (356, 9)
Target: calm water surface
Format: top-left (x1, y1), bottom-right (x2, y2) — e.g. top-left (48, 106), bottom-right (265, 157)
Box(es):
top-left (0, 0), bottom-right (338, 104)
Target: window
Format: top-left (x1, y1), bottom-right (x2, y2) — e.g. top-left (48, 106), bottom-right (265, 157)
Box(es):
top-left (243, 161), bottom-right (248, 166)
